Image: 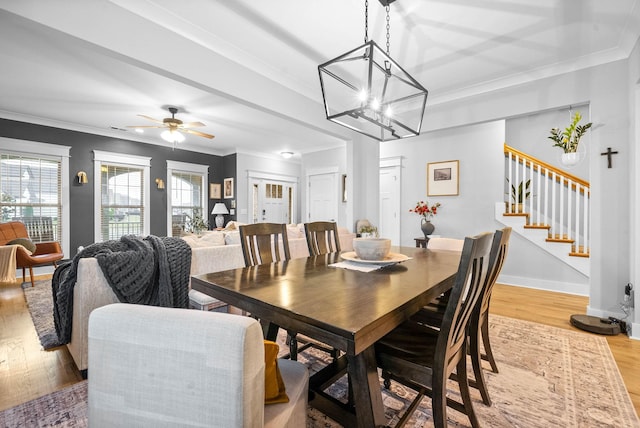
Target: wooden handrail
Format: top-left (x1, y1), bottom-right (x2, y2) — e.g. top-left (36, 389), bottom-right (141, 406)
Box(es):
top-left (504, 144), bottom-right (590, 193)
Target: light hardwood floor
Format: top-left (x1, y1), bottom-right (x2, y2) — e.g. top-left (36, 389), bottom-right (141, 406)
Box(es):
top-left (1, 277), bottom-right (639, 416)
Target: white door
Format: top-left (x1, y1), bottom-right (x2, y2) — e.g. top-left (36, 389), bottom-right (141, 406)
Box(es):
top-left (380, 166), bottom-right (401, 245)
top-left (250, 179), bottom-right (295, 223)
top-left (308, 173), bottom-right (338, 222)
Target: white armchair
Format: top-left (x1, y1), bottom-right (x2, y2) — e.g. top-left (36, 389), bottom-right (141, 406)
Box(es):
top-left (88, 303), bottom-right (309, 427)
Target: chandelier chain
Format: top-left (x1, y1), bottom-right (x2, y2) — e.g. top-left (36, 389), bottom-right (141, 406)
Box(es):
top-left (364, 0), bottom-right (369, 43)
top-left (386, 5), bottom-right (390, 55)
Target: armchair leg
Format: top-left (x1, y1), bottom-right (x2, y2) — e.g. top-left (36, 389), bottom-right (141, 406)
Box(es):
top-left (29, 266), bottom-right (35, 287)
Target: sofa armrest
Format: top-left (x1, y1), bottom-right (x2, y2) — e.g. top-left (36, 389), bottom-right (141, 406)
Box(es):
top-left (67, 257), bottom-right (119, 372)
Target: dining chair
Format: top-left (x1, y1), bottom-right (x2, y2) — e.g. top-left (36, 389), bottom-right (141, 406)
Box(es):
top-left (304, 221), bottom-right (341, 256)
top-left (412, 227), bottom-right (512, 406)
top-left (239, 223), bottom-right (291, 267)
top-left (375, 231), bottom-right (495, 428)
top-left (427, 237), bottom-right (464, 251)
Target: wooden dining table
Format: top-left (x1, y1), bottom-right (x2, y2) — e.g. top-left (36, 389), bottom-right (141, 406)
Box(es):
top-left (191, 246), bottom-right (461, 428)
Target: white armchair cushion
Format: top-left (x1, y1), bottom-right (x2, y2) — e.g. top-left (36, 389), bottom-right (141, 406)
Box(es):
top-left (88, 304), bottom-right (308, 428)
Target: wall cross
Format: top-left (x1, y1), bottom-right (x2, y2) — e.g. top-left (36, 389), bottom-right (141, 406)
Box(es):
top-left (600, 147), bottom-right (618, 168)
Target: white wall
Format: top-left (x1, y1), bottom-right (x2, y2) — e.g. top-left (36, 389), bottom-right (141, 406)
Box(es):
top-left (380, 121), bottom-right (505, 244)
top-left (628, 37), bottom-right (640, 338)
top-left (301, 146), bottom-right (348, 227)
top-left (506, 105), bottom-right (590, 180)
top-left (235, 153), bottom-right (302, 224)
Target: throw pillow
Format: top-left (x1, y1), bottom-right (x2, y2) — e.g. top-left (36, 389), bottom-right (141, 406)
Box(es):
top-left (263, 340), bottom-right (289, 404)
top-left (7, 238), bottom-right (36, 254)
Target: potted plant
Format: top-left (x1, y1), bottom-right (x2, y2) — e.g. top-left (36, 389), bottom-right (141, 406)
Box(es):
top-left (548, 111), bottom-right (592, 166)
top-left (505, 178), bottom-right (530, 213)
top-left (358, 224), bottom-right (378, 238)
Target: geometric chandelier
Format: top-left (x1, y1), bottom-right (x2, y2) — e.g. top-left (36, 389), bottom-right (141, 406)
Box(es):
top-left (318, 0), bottom-right (428, 142)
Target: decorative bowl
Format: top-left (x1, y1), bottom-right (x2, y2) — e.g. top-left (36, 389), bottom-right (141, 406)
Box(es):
top-left (352, 238), bottom-right (391, 261)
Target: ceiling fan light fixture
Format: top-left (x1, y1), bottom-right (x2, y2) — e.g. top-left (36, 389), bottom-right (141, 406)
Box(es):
top-left (318, 0), bottom-right (428, 142)
top-left (161, 129), bottom-right (185, 144)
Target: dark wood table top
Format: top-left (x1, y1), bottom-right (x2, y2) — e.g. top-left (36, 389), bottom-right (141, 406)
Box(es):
top-left (191, 246), bottom-right (460, 356)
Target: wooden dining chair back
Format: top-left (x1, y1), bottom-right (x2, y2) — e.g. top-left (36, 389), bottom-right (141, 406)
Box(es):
top-left (467, 226), bottom-right (511, 400)
top-left (239, 223), bottom-right (290, 267)
top-left (375, 231), bottom-right (494, 428)
top-left (304, 221), bottom-right (341, 256)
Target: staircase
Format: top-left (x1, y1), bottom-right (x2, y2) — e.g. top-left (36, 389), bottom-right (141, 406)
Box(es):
top-left (495, 144), bottom-right (590, 276)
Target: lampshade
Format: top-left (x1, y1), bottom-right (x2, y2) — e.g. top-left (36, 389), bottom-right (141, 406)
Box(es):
top-left (318, 40), bottom-right (428, 142)
top-left (161, 129), bottom-right (185, 144)
top-left (211, 203), bottom-right (229, 215)
top-left (211, 203), bottom-right (229, 229)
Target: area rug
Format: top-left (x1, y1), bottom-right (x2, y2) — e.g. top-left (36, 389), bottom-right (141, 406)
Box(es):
top-left (21, 279), bottom-right (63, 349)
top-left (1, 315), bottom-right (638, 427)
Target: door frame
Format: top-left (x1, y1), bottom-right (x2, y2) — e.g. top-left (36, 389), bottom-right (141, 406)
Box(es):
top-left (247, 170), bottom-right (299, 224)
top-left (380, 157), bottom-right (402, 245)
top-left (306, 167), bottom-right (340, 223)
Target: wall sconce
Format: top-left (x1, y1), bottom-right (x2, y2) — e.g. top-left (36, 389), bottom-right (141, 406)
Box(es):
top-left (77, 171), bottom-right (88, 184)
top-left (155, 178), bottom-right (165, 190)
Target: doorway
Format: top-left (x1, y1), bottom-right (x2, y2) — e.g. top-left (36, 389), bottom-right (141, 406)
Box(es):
top-left (380, 158), bottom-right (402, 245)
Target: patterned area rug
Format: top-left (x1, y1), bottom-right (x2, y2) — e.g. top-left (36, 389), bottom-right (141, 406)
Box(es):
top-left (21, 279), bottom-right (63, 349)
top-left (1, 315), bottom-right (638, 427)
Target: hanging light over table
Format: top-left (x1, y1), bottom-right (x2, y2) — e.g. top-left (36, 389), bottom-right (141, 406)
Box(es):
top-left (318, 0), bottom-right (428, 142)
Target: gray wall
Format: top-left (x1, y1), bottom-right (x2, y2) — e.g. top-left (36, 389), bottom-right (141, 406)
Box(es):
top-left (0, 118), bottom-right (224, 256)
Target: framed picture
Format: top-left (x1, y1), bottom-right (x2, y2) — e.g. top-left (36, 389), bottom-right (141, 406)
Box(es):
top-left (209, 183), bottom-right (221, 199)
top-left (427, 160), bottom-right (459, 196)
top-left (223, 177), bottom-right (234, 199)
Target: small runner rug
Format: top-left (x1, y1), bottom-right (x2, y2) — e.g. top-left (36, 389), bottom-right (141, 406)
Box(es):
top-left (2, 315), bottom-right (638, 427)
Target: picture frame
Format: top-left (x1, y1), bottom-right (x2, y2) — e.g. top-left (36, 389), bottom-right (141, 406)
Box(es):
top-left (223, 177), bottom-right (234, 199)
top-left (427, 160), bottom-right (459, 196)
top-left (209, 183), bottom-right (221, 199)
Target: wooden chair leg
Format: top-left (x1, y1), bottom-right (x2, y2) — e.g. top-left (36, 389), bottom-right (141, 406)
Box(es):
top-left (456, 356), bottom-right (480, 428)
top-left (481, 316), bottom-right (499, 373)
top-left (470, 323), bottom-right (492, 406)
top-left (432, 374), bottom-right (448, 428)
top-left (29, 266), bottom-right (35, 287)
top-left (288, 333), bottom-right (298, 361)
top-left (22, 267), bottom-right (26, 283)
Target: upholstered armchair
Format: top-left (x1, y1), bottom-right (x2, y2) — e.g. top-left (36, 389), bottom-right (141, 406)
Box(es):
top-left (88, 303), bottom-right (309, 428)
top-left (0, 221), bottom-right (63, 286)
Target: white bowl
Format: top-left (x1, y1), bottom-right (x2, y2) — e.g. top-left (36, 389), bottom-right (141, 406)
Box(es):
top-left (352, 238), bottom-right (391, 261)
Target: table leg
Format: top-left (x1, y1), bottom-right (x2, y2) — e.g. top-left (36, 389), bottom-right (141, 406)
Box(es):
top-left (347, 347), bottom-right (387, 428)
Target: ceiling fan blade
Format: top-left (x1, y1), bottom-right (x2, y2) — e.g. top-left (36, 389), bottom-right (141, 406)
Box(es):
top-left (137, 114), bottom-right (164, 124)
top-left (185, 129), bottom-right (215, 139)
top-left (181, 121), bottom-right (205, 128)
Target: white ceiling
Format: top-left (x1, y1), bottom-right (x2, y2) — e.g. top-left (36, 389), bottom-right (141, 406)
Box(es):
top-left (0, 0), bottom-right (638, 158)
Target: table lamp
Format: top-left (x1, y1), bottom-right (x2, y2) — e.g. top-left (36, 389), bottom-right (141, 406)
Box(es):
top-left (211, 203), bottom-right (229, 229)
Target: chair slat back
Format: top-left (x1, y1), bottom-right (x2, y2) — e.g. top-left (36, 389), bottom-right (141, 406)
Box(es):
top-left (437, 232), bottom-right (494, 376)
top-left (477, 227), bottom-right (511, 319)
top-left (304, 221), bottom-right (341, 256)
top-left (239, 223), bottom-right (290, 267)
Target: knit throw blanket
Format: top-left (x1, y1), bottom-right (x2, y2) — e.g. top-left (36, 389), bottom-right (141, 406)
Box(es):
top-left (52, 235), bottom-right (192, 344)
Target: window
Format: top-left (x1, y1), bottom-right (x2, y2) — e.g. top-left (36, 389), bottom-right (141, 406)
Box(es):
top-left (0, 138), bottom-right (70, 255)
top-left (166, 161), bottom-right (208, 237)
top-left (94, 150), bottom-right (150, 242)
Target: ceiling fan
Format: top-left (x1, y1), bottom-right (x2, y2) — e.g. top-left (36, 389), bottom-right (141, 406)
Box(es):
top-left (128, 107), bottom-right (214, 143)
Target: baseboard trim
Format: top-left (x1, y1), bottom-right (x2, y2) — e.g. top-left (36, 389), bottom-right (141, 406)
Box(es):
top-left (498, 274), bottom-right (589, 296)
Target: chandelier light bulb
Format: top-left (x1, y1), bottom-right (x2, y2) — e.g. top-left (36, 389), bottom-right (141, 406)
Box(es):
top-left (358, 89), bottom-right (368, 102)
top-left (370, 98), bottom-right (381, 111)
top-left (384, 106), bottom-right (393, 117)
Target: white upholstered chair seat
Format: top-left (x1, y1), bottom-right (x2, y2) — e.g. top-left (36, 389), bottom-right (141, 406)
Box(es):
top-left (88, 303), bottom-right (309, 427)
top-left (427, 237), bottom-right (464, 251)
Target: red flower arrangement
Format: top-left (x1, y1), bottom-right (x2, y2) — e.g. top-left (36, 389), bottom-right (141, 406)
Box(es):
top-left (410, 201), bottom-right (441, 221)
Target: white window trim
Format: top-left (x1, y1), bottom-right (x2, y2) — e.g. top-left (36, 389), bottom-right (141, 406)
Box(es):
top-left (166, 160), bottom-right (209, 236)
top-left (93, 150), bottom-right (151, 242)
top-left (0, 137), bottom-right (71, 257)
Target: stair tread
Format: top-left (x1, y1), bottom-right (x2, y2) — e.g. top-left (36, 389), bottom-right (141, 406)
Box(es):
top-left (546, 238), bottom-right (575, 243)
top-left (524, 224), bottom-right (551, 229)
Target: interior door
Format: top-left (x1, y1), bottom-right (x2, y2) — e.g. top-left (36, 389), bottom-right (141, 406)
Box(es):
top-left (380, 166), bottom-right (401, 245)
top-left (250, 179), bottom-right (294, 224)
top-left (308, 173), bottom-right (337, 222)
